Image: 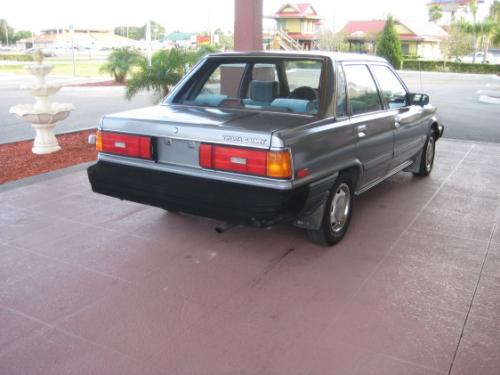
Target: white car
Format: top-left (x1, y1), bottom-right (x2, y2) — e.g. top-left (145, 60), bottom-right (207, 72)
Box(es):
top-left (457, 52), bottom-right (497, 64)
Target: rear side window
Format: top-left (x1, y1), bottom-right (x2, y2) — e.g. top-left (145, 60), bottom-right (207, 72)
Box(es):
top-left (371, 65), bottom-right (407, 109)
top-left (336, 64), bottom-right (347, 117)
top-left (343, 64), bottom-right (382, 115)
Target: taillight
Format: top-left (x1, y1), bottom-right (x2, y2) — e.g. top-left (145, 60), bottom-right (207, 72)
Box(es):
top-left (96, 130), bottom-right (152, 159)
top-left (199, 143), bottom-right (292, 179)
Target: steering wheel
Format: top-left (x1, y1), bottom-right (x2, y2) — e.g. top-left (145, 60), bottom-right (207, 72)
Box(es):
top-left (288, 86), bottom-right (317, 101)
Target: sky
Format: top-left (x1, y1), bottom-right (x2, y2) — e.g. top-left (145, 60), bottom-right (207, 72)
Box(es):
top-left (1, 0), bottom-right (487, 33)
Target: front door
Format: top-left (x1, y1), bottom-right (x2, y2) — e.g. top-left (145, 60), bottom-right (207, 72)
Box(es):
top-left (370, 64), bottom-right (426, 168)
top-left (343, 64), bottom-right (394, 188)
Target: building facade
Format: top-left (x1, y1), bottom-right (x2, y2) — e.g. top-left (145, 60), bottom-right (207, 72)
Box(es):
top-left (341, 19), bottom-right (448, 59)
top-left (272, 3), bottom-right (320, 50)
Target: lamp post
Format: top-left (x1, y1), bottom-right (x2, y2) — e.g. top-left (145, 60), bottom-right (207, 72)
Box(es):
top-left (69, 24), bottom-right (76, 77)
top-left (146, 20), bottom-right (152, 66)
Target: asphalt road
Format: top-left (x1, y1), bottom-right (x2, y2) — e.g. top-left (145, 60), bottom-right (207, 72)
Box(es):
top-left (0, 71), bottom-right (499, 144)
top-left (399, 71), bottom-right (500, 143)
top-left (0, 75), bottom-right (151, 144)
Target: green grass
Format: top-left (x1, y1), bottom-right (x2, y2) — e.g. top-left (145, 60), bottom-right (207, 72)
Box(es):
top-left (0, 61), bottom-right (109, 78)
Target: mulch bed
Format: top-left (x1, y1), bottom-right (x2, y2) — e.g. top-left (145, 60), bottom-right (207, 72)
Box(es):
top-left (0, 130), bottom-right (97, 185)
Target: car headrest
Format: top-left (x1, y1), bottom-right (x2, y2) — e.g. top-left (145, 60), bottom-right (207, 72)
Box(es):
top-left (249, 80), bottom-right (279, 103)
top-left (271, 98), bottom-right (316, 114)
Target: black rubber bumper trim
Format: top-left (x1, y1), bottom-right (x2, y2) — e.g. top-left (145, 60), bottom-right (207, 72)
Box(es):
top-left (87, 161), bottom-right (309, 227)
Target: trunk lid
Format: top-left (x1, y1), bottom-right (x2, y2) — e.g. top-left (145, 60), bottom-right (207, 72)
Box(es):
top-left (100, 104), bottom-right (312, 169)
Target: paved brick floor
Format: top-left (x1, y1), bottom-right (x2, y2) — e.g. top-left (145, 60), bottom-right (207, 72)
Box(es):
top-left (1, 139), bottom-right (499, 375)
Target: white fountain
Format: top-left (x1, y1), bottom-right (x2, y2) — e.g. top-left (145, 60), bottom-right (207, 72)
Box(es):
top-left (9, 50), bottom-right (75, 154)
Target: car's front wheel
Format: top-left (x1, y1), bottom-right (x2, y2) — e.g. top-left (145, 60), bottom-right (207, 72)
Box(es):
top-left (413, 133), bottom-right (436, 177)
top-left (307, 174), bottom-right (354, 246)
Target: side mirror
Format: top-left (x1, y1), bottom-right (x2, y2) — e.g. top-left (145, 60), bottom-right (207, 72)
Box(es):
top-left (408, 93), bottom-right (429, 107)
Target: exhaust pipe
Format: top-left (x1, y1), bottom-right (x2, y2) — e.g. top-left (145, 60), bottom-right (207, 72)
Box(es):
top-left (215, 222), bottom-right (235, 234)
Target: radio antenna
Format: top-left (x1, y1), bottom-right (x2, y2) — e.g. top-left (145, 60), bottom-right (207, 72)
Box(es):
top-left (419, 61), bottom-right (423, 92)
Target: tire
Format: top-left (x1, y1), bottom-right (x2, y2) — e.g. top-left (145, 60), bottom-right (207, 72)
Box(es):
top-left (413, 133), bottom-right (436, 177)
top-left (307, 173), bottom-right (354, 246)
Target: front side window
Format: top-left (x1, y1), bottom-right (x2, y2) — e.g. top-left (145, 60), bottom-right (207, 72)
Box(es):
top-left (371, 65), bottom-right (407, 109)
top-left (343, 64), bottom-right (382, 115)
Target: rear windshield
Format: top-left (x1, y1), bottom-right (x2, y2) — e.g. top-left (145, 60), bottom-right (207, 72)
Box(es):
top-left (176, 58), bottom-right (323, 115)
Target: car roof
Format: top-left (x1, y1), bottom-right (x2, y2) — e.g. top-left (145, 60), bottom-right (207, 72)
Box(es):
top-left (206, 50), bottom-right (388, 63)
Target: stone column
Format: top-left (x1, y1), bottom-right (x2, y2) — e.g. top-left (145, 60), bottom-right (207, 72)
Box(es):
top-left (234, 0), bottom-right (263, 51)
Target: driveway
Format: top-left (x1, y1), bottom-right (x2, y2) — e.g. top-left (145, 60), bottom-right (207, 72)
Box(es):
top-left (400, 71), bottom-right (500, 143)
top-left (1, 138), bottom-right (499, 374)
top-left (0, 74), bottom-right (151, 144)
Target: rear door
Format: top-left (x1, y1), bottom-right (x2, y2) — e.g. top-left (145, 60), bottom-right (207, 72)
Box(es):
top-left (370, 64), bottom-right (427, 169)
top-left (343, 63), bottom-right (394, 188)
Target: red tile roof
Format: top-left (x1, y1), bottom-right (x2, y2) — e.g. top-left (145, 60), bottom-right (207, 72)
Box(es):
top-left (275, 3), bottom-right (319, 19)
top-left (340, 20), bottom-right (386, 35)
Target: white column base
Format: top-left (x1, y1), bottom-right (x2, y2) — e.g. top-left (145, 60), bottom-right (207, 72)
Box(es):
top-left (31, 123), bottom-right (61, 154)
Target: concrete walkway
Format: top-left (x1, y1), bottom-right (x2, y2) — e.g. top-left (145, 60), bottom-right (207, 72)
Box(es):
top-left (1, 139), bottom-right (499, 374)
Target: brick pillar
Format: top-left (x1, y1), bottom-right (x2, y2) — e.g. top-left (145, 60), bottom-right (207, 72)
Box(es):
top-left (234, 0), bottom-right (263, 51)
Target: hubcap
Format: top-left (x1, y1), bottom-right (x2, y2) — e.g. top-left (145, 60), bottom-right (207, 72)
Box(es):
top-left (426, 137), bottom-right (435, 172)
top-left (330, 183), bottom-right (351, 233)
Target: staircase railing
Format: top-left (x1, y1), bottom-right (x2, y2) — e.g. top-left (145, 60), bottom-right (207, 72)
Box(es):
top-left (275, 29), bottom-right (302, 51)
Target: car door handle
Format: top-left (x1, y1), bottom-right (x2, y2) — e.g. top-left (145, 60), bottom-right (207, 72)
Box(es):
top-left (357, 125), bottom-right (367, 138)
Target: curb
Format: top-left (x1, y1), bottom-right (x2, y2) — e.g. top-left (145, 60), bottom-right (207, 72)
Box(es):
top-left (0, 161), bottom-right (94, 192)
top-left (478, 95), bottom-right (500, 105)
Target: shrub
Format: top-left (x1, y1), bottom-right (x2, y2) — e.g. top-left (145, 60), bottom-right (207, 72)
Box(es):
top-left (125, 48), bottom-right (199, 102)
top-left (99, 47), bottom-right (143, 83)
top-left (402, 59), bottom-right (500, 74)
top-left (0, 54), bottom-right (33, 61)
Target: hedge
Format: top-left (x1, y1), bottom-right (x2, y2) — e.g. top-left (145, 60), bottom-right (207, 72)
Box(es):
top-left (402, 59), bottom-right (500, 74)
top-left (0, 54), bottom-right (34, 62)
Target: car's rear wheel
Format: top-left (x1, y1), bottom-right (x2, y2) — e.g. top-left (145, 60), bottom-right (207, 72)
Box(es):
top-left (413, 133), bottom-right (435, 177)
top-left (307, 174), bottom-right (354, 246)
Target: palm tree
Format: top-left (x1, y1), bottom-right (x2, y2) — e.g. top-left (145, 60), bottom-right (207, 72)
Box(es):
top-left (99, 47), bottom-right (142, 83)
top-left (457, 0), bottom-right (500, 62)
top-left (125, 48), bottom-right (199, 102)
top-left (489, 1), bottom-right (500, 46)
top-left (428, 5), bottom-right (443, 22)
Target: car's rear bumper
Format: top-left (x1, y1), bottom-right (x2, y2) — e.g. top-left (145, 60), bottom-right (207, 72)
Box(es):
top-left (87, 161), bottom-right (309, 227)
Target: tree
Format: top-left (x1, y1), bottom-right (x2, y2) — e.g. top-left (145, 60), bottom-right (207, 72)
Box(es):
top-left (114, 26), bottom-right (142, 40)
top-left (428, 5), bottom-right (443, 22)
top-left (318, 29), bottom-right (349, 52)
top-left (114, 20), bottom-right (166, 41)
top-left (214, 29), bottom-right (234, 51)
top-left (457, 0), bottom-right (498, 64)
top-left (99, 47), bottom-right (143, 83)
top-left (0, 19), bottom-right (14, 45)
top-left (125, 48), bottom-right (199, 103)
top-left (442, 25), bottom-right (474, 59)
top-left (12, 30), bottom-right (31, 43)
top-left (489, 0), bottom-right (500, 46)
top-left (376, 16), bottom-right (403, 69)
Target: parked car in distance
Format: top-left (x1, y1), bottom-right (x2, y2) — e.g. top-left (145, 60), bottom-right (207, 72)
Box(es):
top-left (87, 51), bottom-right (444, 246)
top-left (456, 51), bottom-right (497, 64)
top-left (26, 48), bottom-right (56, 58)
